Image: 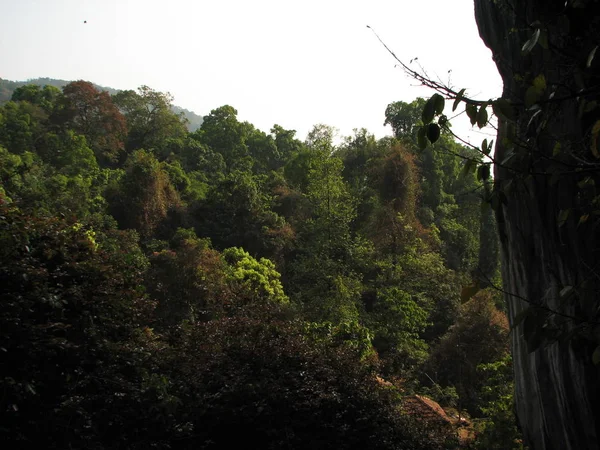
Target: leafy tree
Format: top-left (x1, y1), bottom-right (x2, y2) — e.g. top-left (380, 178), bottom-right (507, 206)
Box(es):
top-left (0, 100), bottom-right (48, 155)
top-left (194, 105), bottom-right (253, 170)
top-left (11, 84), bottom-right (62, 114)
top-left (474, 355), bottom-right (524, 450)
top-left (61, 80), bottom-right (127, 166)
top-left (0, 201), bottom-right (164, 448)
top-left (168, 315), bottom-right (442, 449)
top-left (422, 291), bottom-right (509, 415)
top-left (384, 98), bottom-right (426, 139)
top-left (113, 86), bottom-right (188, 154)
top-left (223, 247), bottom-right (288, 306)
top-left (107, 149), bottom-right (181, 239)
top-left (366, 287), bottom-right (430, 375)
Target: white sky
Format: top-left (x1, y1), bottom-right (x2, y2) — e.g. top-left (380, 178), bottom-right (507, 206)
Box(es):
top-left (0, 0), bottom-right (502, 143)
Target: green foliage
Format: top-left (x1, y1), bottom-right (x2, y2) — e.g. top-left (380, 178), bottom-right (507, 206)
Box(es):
top-left (0, 74), bottom-right (496, 447)
top-left (0, 202), bottom-right (161, 448)
top-left (422, 291), bottom-right (509, 415)
top-left (107, 149), bottom-right (181, 239)
top-left (169, 316), bottom-right (441, 449)
top-left (223, 247), bottom-right (288, 305)
top-left (474, 355), bottom-right (525, 449)
top-left (367, 287), bottom-right (429, 374)
top-left (113, 85), bottom-right (188, 154)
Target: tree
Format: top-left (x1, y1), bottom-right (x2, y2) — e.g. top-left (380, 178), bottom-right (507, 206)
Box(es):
top-left (168, 315), bottom-right (441, 449)
top-left (107, 150), bottom-right (180, 239)
top-left (0, 201), bottom-right (162, 448)
top-left (384, 98), bottom-right (426, 139)
top-left (194, 105), bottom-right (252, 170)
top-left (61, 80), bottom-right (127, 166)
top-left (113, 86), bottom-right (188, 154)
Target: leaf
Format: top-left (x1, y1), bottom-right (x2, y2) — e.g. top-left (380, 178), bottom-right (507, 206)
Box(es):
top-left (577, 177), bottom-right (595, 189)
top-left (559, 285), bottom-right (574, 299)
top-left (525, 86), bottom-right (542, 108)
top-left (460, 159), bottom-right (478, 179)
top-left (553, 142), bottom-right (562, 157)
top-left (476, 105), bottom-right (489, 128)
top-left (511, 307), bottom-right (532, 331)
top-left (587, 46), bottom-right (598, 68)
top-left (453, 88), bottom-right (466, 112)
top-left (427, 123), bottom-right (441, 143)
top-left (477, 164), bottom-right (491, 181)
top-left (433, 94), bottom-right (445, 115)
top-left (591, 120), bottom-right (600, 158)
top-left (593, 345), bottom-right (600, 365)
top-left (557, 209), bottom-right (570, 227)
top-left (492, 98), bottom-right (515, 121)
top-left (422, 96), bottom-right (437, 124)
top-left (460, 282), bottom-right (480, 303)
top-left (417, 126), bottom-right (428, 150)
top-left (466, 103), bottom-right (478, 125)
top-left (533, 74), bottom-right (547, 92)
top-left (481, 138), bottom-right (488, 154)
top-left (578, 214), bottom-right (590, 225)
top-left (522, 28), bottom-right (541, 54)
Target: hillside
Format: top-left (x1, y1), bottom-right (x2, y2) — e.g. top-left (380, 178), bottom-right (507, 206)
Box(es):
top-left (0, 77), bottom-right (204, 131)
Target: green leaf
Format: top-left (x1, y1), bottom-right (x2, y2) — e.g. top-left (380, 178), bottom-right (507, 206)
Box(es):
top-left (577, 176), bottom-right (595, 189)
top-left (453, 88), bottom-right (466, 112)
top-left (593, 345), bottom-right (600, 365)
top-left (492, 98), bottom-right (515, 121)
top-left (522, 28), bottom-right (541, 54)
top-left (525, 86), bottom-right (542, 108)
top-left (552, 142), bottom-right (562, 157)
top-left (417, 126), bottom-right (428, 150)
top-left (481, 138), bottom-right (488, 154)
top-left (426, 123), bottom-right (441, 143)
top-left (466, 104), bottom-right (478, 126)
top-left (587, 46), bottom-right (598, 68)
top-left (422, 96), bottom-right (437, 124)
top-left (557, 209), bottom-right (570, 227)
top-left (433, 94), bottom-right (445, 115)
top-left (579, 214), bottom-right (590, 225)
top-left (533, 74), bottom-right (547, 92)
top-left (460, 159), bottom-right (478, 179)
top-left (476, 105), bottom-right (489, 128)
top-left (477, 164), bottom-right (491, 181)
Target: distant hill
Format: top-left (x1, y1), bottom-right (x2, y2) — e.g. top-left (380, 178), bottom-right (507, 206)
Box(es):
top-left (0, 77), bottom-right (204, 132)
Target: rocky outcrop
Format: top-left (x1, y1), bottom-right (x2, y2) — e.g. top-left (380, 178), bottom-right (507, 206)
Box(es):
top-left (473, 1), bottom-right (600, 448)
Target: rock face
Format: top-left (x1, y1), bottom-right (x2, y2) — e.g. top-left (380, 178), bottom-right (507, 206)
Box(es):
top-left (473, 1), bottom-right (600, 449)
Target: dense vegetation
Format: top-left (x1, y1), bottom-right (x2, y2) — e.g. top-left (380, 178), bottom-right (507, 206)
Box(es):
top-left (0, 80), bottom-right (518, 448)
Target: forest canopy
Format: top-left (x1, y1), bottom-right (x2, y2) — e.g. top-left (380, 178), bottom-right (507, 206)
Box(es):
top-left (0, 79), bottom-right (515, 448)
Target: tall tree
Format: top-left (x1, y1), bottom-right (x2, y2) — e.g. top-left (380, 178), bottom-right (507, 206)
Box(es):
top-left (61, 81), bottom-right (127, 166)
top-left (113, 86), bottom-right (188, 154)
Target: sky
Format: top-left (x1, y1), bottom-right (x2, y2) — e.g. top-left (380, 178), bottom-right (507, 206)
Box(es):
top-left (0, 0), bottom-right (502, 143)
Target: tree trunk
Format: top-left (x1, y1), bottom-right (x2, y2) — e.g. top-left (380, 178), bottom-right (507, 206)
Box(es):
top-left (473, 1), bottom-right (600, 448)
